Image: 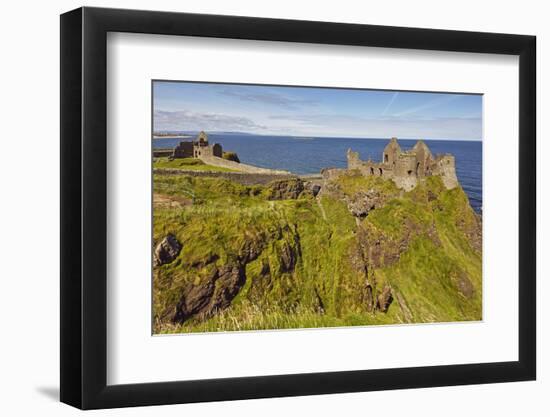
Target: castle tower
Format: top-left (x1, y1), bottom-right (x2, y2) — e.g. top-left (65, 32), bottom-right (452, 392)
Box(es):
top-left (347, 148), bottom-right (362, 170)
top-left (412, 140), bottom-right (433, 177)
top-left (382, 137), bottom-right (402, 166)
top-left (197, 131), bottom-right (208, 144)
top-left (193, 131), bottom-right (209, 157)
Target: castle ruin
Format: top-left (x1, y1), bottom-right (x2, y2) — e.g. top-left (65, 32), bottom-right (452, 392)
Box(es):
top-left (345, 138), bottom-right (458, 190)
top-left (166, 131), bottom-right (290, 175)
top-left (172, 131), bottom-right (223, 159)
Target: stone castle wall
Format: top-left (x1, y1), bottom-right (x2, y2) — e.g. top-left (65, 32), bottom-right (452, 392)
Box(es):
top-left (153, 168), bottom-right (295, 185)
top-left (346, 138), bottom-right (458, 191)
top-left (173, 141), bottom-right (194, 158)
top-left (167, 131), bottom-right (288, 175)
top-left (200, 155), bottom-right (290, 175)
top-left (172, 131), bottom-right (224, 159)
top-left (194, 143), bottom-right (222, 158)
top-left (431, 155), bottom-right (459, 190)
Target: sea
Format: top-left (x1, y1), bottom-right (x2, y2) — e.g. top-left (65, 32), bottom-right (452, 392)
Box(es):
top-left (153, 134), bottom-right (482, 213)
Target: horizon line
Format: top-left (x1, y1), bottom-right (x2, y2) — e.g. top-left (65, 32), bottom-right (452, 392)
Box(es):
top-left (152, 130), bottom-right (482, 142)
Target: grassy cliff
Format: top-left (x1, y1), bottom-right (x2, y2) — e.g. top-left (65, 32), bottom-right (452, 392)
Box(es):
top-left (153, 170), bottom-right (482, 333)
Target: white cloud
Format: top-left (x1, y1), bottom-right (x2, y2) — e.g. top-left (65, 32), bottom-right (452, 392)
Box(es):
top-left (154, 110), bottom-right (266, 132)
top-left (268, 113), bottom-right (481, 140)
top-left (219, 89), bottom-right (318, 109)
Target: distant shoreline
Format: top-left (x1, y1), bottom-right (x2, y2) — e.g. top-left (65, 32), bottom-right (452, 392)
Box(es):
top-left (153, 135), bottom-right (191, 139)
top-left (152, 133), bottom-right (481, 142)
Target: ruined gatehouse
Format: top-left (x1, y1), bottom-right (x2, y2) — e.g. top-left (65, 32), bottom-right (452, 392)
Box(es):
top-left (172, 131), bottom-right (223, 159)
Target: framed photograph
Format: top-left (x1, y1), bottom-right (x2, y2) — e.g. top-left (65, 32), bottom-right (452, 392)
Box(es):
top-left (60, 7), bottom-right (536, 409)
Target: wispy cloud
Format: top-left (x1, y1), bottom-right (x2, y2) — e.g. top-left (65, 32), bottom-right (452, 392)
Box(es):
top-left (269, 113), bottom-right (481, 139)
top-left (392, 95), bottom-right (460, 117)
top-left (153, 81), bottom-right (482, 140)
top-left (154, 110), bottom-right (266, 132)
top-left (269, 114), bottom-right (360, 125)
top-left (382, 92), bottom-right (399, 116)
top-left (219, 89), bottom-right (318, 109)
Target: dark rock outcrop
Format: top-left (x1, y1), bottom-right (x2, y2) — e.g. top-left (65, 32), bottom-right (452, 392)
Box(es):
top-left (346, 189), bottom-right (387, 218)
top-left (279, 241), bottom-right (299, 273)
top-left (172, 264), bottom-right (246, 323)
top-left (239, 236), bottom-right (266, 264)
top-left (314, 287), bottom-right (325, 314)
top-left (222, 151), bottom-right (240, 163)
top-left (303, 181), bottom-right (322, 197)
top-left (171, 225), bottom-right (302, 325)
top-left (364, 283), bottom-right (375, 313)
top-left (153, 234), bottom-right (182, 267)
top-left (376, 284), bottom-right (393, 313)
top-left (267, 178), bottom-right (304, 200)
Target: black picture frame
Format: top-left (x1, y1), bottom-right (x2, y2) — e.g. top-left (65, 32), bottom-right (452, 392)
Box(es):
top-left (60, 6), bottom-right (536, 410)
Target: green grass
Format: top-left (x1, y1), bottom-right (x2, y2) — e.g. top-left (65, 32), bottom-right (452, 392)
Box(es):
top-left (153, 171), bottom-right (482, 333)
top-left (153, 157), bottom-right (237, 172)
top-left (335, 169), bottom-right (400, 196)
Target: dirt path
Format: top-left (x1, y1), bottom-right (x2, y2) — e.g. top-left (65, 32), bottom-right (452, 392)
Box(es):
top-left (153, 193), bottom-right (192, 209)
top-left (316, 196), bottom-right (327, 221)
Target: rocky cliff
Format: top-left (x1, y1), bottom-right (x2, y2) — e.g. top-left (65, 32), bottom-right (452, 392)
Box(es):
top-left (153, 168), bottom-right (482, 333)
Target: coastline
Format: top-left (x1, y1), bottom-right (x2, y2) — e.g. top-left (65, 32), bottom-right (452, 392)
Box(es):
top-left (153, 135), bottom-right (191, 139)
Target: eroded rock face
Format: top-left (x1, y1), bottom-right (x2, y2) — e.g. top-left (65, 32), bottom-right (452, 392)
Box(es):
top-left (355, 217), bottom-right (441, 271)
top-left (376, 284), bottom-right (393, 313)
top-left (360, 280), bottom-right (376, 313)
top-left (452, 270), bottom-right (475, 299)
top-left (154, 234), bottom-right (182, 267)
top-left (170, 225), bottom-right (302, 325)
top-left (303, 181), bottom-right (321, 197)
top-left (267, 179), bottom-right (304, 200)
top-left (172, 265), bottom-right (246, 323)
top-left (346, 189), bottom-right (387, 218)
top-left (280, 241), bottom-right (300, 273)
top-left (210, 265), bottom-right (247, 311)
top-left (356, 226), bottom-right (401, 270)
top-left (394, 291), bottom-right (413, 322)
top-left (458, 213), bottom-right (482, 254)
top-left (172, 275), bottom-right (216, 323)
top-left (247, 262), bottom-right (273, 304)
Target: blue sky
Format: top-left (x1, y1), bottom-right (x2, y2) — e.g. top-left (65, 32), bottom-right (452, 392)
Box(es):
top-left (153, 81), bottom-right (482, 140)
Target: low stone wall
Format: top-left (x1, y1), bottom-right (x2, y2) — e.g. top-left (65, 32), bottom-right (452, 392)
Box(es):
top-left (153, 149), bottom-right (173, 158)
top-left (199, 155), bottom-right (290, 175)
top-left (153, 168), bottom-right (297, 185)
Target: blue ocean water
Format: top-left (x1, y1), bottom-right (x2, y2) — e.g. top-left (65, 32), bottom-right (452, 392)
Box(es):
top-left (154, 134), bottom-right (482, 213)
